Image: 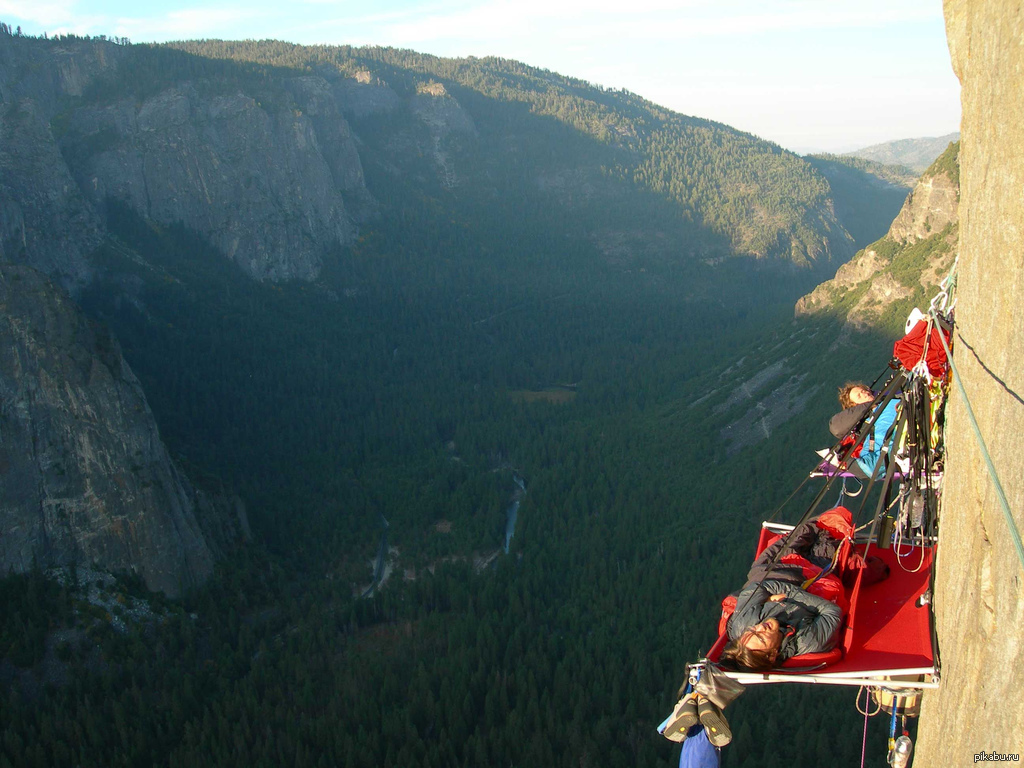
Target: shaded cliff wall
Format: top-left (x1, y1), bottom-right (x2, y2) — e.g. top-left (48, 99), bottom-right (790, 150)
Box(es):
top-left (916, 3), bottom-right (1024, 763)
top-left (0, 265), bottom-right (215, 596)
top-left (0, 36), bottom-right (375, 285)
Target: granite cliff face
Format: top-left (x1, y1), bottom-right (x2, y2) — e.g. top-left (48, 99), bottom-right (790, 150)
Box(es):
top-left (0, 38), bottom-right (115, 290)
top-left (794, 143), bottom-right (959, 330)
top-left (886, 167), bottom-right (958, 245)
top-left (0, 264), bottom-right (217, 596)
top-left (0, 34), bottom-right (493, 285)
top-left (0, 90), bottom-right (102, 291)
top-left (0, 36), bottom-right (382, 283)
top-left (915, 4), bottom-right (1024, 763)
top-left (62, 83), bottom-right (361, 282)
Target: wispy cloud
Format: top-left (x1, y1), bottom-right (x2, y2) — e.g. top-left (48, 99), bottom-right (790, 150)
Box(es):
top-left (0, 0), bottom-right (87, 31)
top-left (113, 6), bottom-right (262, 42)
top-left (0, 1), bottom-right (265, 42)
top-left (361, 0), bottom-right (940, 49)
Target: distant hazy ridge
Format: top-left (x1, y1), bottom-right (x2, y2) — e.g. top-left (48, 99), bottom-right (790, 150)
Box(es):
top-left (844, 132), bottom-right (960, 173)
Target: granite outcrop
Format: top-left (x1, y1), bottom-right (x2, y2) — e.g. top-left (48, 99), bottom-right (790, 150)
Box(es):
top-left (62, 83), bottom-right (360, 282)
top-left (794, 143), bottom-right (959, 329)
top-left (0, 264), bottom-right (220, 596)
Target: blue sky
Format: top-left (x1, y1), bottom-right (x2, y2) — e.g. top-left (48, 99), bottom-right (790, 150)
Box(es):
top-left (1, 0), bottom-right (960, 153)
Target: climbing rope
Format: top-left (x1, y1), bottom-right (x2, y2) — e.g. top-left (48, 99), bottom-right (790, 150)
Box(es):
top-left (860, 708), bottom-right (869, 768)
top-left (931, 311), bottom-right (1024, 573)
top-left (931, 255), bottom-right (959, 316)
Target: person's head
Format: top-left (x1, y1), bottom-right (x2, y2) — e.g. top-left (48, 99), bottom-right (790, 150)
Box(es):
top-left (719, 618), bottom-right (783, 672)
top-left (838, 382), bottom-right (874, 409)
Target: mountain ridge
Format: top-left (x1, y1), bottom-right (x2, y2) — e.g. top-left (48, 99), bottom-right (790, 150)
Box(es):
top-left (844, 131), bottom-right (960, 173)
top-left (0, 32), bottom-right (868, 291)
top-left (794, 141), bottom-right (959, 333)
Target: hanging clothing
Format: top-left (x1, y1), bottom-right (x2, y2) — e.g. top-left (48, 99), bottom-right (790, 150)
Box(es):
top-left (678, 725), bottom-right (720, 768)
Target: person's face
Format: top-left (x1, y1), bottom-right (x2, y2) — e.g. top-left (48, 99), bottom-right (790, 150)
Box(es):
top-left (740, 617), bottom-right (783, 656)
top-left (849, 386), bottom-right (874, 405)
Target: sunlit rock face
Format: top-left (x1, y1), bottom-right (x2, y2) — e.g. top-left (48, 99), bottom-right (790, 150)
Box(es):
top-left (886, 171), bottom-right (957, 246)
top-left (794, 150), bottom-right (958, 330)
top-left (916, 3), bottom-right (1024, 763)
top-left (0, 265), bottom-right (214, 596)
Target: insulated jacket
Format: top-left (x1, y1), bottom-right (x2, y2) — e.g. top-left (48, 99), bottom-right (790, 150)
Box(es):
top-left (829, 402), bottom-right (871, 440)
top-left (726, 580), bottom-right (842, 661)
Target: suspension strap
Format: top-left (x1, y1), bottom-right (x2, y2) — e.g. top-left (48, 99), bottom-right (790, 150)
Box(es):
top-left (846, 377), bottom-right (909, 529)
top-left (767, 369), bottom-right (898, 525)
top-left (868, 408), bottom-right (909, 550)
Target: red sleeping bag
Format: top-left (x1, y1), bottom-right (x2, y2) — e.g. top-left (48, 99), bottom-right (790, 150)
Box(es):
top-left (718, 507), bottom-right (854, 636)
top-left (893, 319), bottom-right (951, 377)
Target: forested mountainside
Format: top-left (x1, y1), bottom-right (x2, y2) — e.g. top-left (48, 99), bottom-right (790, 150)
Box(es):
top-left (844, 131), bottom-right (960, 173)
top-left (0, 28), bottom-right (913, 582)
top-left (0, 31), bottom-right (887, 292)
top-left (0, 26), bottom-right (934, 768)
top-left (802, 154), bottom-right (916, 248)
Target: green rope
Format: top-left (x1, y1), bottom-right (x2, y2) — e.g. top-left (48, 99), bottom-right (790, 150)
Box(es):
top-left (932, 312), bottom-right (1024, 573)
top-left (941, 255), bottom-right (959, 292)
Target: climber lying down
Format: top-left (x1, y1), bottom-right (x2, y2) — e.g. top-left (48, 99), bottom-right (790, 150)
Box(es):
top-left (719, 582), bottom-right (842, 672)
top-left (717, 508), bottom-right (853, 672)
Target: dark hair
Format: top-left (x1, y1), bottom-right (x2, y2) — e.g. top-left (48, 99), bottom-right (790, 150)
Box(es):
top-left (719, 639), bottom-right (778, 673)
top-left (838, 381), bottom-right (870, 409)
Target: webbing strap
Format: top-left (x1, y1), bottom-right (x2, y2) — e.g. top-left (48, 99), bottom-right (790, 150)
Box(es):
top-left (846, 378), bottom-right (909, 530)
top-left (765, 370), bottom-right (901, 528)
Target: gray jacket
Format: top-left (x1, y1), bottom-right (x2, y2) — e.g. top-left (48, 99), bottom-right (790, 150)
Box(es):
top-left (726, 579), bottom-right (843, 661)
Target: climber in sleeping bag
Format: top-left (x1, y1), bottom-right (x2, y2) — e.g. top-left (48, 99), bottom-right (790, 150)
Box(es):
top-left (718, 511), bottom-right (848, 672)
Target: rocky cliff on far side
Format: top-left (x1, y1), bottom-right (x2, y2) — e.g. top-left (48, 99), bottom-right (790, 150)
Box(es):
top-left (915, 3), bottom-right (1024, 763)
top-left (0, 34), bottom-right (377, 285)
top-left (794, 142), bottom-right (959, 331)
top-left (0, 264), bottom-right (238, 596)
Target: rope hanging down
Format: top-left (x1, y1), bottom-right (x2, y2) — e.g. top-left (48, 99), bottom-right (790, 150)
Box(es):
top-left (930, 310), bottom-right (1024, 574)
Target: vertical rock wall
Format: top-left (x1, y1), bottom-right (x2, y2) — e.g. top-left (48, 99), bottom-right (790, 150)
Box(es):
top-left (916, 2), bottom-right (1024, 762)
top-left (0, 265), bottom-right (214, 596)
